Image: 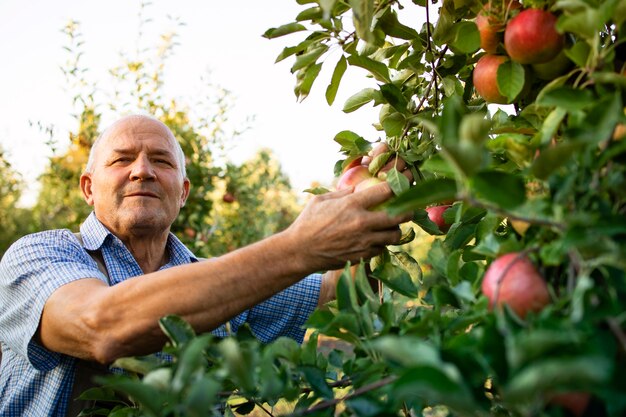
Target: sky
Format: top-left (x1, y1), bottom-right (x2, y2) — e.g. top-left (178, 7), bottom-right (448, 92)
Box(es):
top-left (0, 0), bottom-right (382, 206)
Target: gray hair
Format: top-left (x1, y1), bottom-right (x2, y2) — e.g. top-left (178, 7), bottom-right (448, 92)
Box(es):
top-left (84, 115), bottom-right (187, 179)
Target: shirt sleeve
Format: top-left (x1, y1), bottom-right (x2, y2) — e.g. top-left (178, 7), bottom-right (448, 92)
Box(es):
top-left (0, 230), bottom-right (107, 371)
top-left (244, 273), bottom-right (322, 344)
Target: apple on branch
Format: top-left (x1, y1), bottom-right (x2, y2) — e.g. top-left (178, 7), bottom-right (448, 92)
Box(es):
top-left (475, 0), bottom-right (522, 54)
top-left (426, 205), bottom-right (452, 233)
top-left (481, 252), bottom-right (551, 318)
top-left (473, 54), bottom-right (512, 104)
top-left (504, 8), bottom-right (565, 65)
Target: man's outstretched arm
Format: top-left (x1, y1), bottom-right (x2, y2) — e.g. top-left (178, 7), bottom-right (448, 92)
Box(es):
top-left (39, 182), bottom-right (410, 364)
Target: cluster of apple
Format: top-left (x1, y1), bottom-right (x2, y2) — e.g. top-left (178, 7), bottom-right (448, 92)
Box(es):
top-left (337, 152), bottom-right (452, 233)
top-left (473, 1), bottom-right (569, 104)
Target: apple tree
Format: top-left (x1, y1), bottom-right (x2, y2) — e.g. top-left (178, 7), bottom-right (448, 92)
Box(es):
top-left (78, 1), bottom-right (626, 416)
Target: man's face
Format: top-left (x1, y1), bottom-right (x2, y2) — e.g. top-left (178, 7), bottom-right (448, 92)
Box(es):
top-left (81, 116), bottom-right (190, 237)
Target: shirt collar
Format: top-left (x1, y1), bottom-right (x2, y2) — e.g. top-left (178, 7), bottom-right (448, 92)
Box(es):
top-left (78, 211), bottom-right (198, 265)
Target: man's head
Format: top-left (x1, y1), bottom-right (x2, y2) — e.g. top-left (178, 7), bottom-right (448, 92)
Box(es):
top-left (80, 115), bottom-right (190, 238)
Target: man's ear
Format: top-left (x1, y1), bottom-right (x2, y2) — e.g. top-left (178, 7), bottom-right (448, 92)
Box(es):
top-left (80, 173), bottom-right (95, 206)
top-left (180, 178), bottom-right (191, 207)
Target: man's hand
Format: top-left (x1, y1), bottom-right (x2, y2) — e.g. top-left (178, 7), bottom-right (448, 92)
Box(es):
top-left (287, 181), bottom-right (412, 274)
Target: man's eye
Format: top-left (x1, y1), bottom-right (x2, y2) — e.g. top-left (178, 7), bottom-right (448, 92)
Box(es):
top-left (155, 159), bottom-right (174, 166)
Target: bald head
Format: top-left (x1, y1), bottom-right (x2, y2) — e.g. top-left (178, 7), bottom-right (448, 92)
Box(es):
top-left (85, 115), bottom-right (187, 179)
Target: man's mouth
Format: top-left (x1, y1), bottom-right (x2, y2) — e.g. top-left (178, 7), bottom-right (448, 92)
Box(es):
top-left (126, 192), bottom-right (159, 198)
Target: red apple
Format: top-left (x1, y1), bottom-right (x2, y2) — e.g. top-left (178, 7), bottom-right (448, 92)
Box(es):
top-left (548, 391), bottom-right (591, 417)
top-left (504, 9), bottom-right (565, 64)
top-left (481, 252), bottom-right (550, 318)
top-left (473, 54), bottom-right (511, 104)
top-left (426, 205), bottom-right (452, 233)
top-left (475, 1), bottom-right (522, 54)
top-left (337, 165), bottom-right (372, 190)
top-left (476, 13), bottom-right (502, 54)
top-left (342, 156), bottom-right (364, 173)
top-left (222, 192), bottom-right (236, 203)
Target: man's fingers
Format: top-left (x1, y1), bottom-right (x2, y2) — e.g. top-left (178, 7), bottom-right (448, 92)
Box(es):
top-left (351, 181), bottom-right (394, 208)
top-left (317, 186), bottom-right (353, 200)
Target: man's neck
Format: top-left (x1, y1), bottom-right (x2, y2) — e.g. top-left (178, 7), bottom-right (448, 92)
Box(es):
top-left (119, 232), bottom-right (170, 273)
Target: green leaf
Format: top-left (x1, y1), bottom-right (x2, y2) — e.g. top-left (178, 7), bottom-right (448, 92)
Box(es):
top-left (565, 41), bottom-right (591, 68)
top-left (390, 250), bottom-right (422, 285)
top-left (531, 107), bottom-right (567, 147)
top-left (326, 56), bottom-right (348, 105)
top-left (301, 366), bottom-right (334, 399)
top-left (377, 9), bottom-right (419, 40)
top-left (372, 259), bottom-right (418, 297)
top-left (320, 0), bottom-right (337, 18)
top-left (101, 377), bottom-right (163, 417)
top-left (347, 55), bottom-right (391, 83)
top-left (349, 0), bottom-right (375, 43)
top-left (303, 186), bottom-right (331, 195)
top-left (505, 356), bottom-right (612, 401)
top-left (76, 386), bottom-right (125, 403)
top-left (291, 45), bottom-right (328, 72)
top-left (497, 61), bottom-right (526, 103)
top-left (385, 178), bottom-right (458, 216)
top-left (218, 337), bottom-right (256, 393)
top-left (172, 334), bottom-right (211, 393)
top-left (386, 167), bottom-right (410, 196)
top-left (334, 130), bottom-right (371, 154)
top-left (531, 141), bottom-right (585, 180)
top-left (536, 86), bottom-right (595, 111)
top-left (556, 7), bottom-right (603, 41)
top-left (336, 263), bottom-right (359, 312)
top-left (295, 63), bottom-right (322, 101)
top-left (470, 170), bottom-right (526, 210)
top-left (450, 21), bottom-right (480, 54)
top-left (343, 88), bottom-right (380, 113)
top-left (296, 7), bottom-right (323, 21)
top-left (381, 112), bottom-right (406, 137)
top-left (159, 315), bottom-right (196, 348)
top-left (263, 23), bottom-right (307, 39)
top-left (392, 365), bottom-right (477, 412)
top-left (379, 83), bottom-right (409, 113)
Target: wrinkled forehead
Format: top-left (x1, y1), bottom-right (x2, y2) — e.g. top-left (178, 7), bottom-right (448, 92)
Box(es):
top-left (96, 116), bottom-right (178, 156)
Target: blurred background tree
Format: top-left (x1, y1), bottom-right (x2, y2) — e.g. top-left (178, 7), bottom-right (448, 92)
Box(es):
top-left (0, 148), bottom-right (31, 258)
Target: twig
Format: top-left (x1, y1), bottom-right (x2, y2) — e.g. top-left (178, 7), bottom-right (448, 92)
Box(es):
top-left (606, 318), bottom-right (626, 354)
top-left (286, 375), bottom-right (398, 417)
top-left (465, 196), bottom-right (566, 232)
top-left (255, 401), bottom-right (277, 417)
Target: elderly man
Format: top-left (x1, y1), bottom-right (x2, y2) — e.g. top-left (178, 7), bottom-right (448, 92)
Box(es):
top-left (0, 114), bottom-right (410, 416)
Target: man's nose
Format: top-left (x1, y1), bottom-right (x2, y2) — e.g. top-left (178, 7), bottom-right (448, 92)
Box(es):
top-left (129, 155), bottom-right (156, 181)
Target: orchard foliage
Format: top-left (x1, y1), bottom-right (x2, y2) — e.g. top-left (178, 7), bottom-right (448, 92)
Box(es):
top-left (80, 1), bottom-right (626, 416)
top-left (0, 148), bottom-right (30, 257)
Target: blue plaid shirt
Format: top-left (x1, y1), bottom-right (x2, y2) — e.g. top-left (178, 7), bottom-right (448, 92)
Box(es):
top-left (0, 212), bottom-right (321, 416)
